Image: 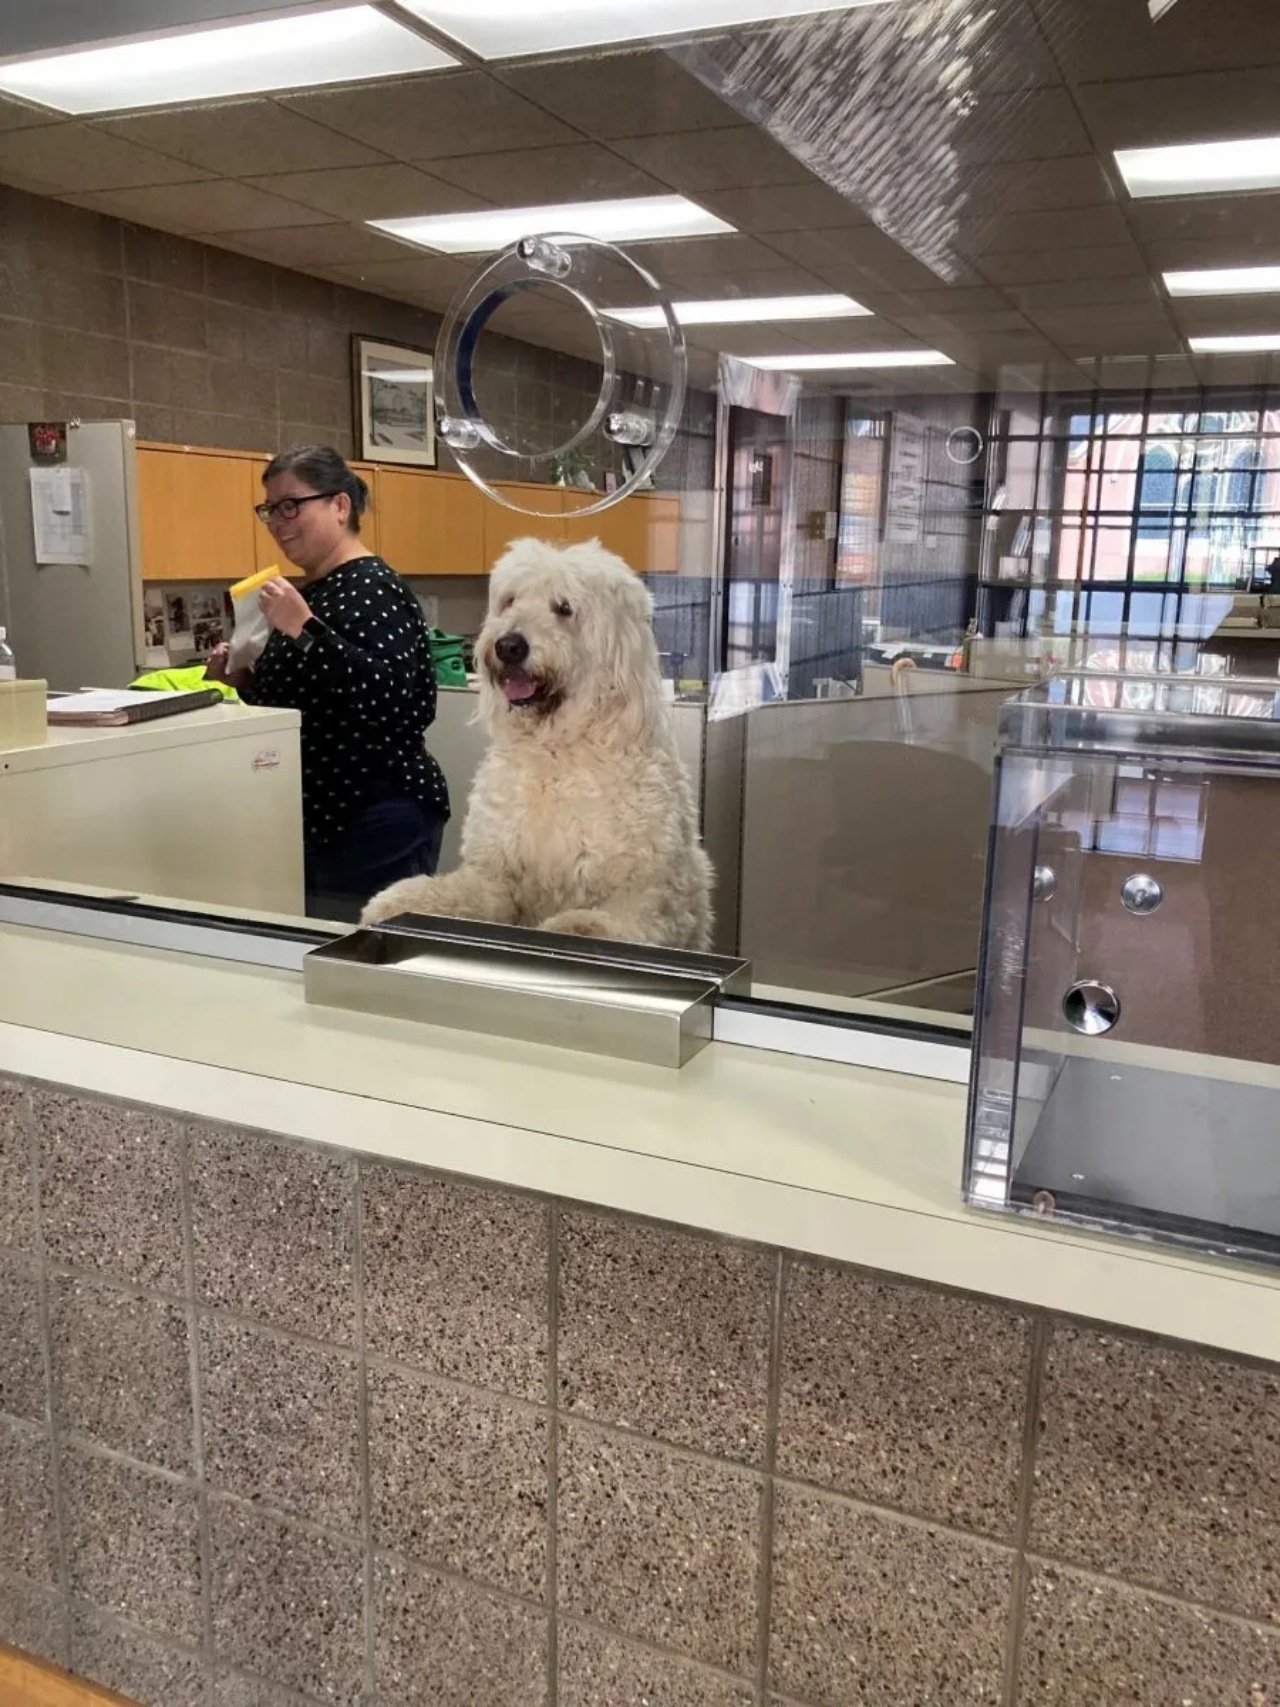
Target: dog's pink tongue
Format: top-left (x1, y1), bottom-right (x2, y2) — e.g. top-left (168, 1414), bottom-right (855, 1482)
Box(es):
top-left (503, 675), bottom-right (538, 703)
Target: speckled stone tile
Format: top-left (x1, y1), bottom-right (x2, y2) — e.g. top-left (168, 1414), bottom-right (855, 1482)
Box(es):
top-left (62, 1448), bottom-right (202, 1642)
top-left (51, 1275), bottom-right (193, 1471)
top-left (209, 1500), bottom-right (364, 1705)
top-left (0, 1568), bottom-right (64, 1664)
top-left (207, 1671), bottom-right (327, 1705)
top-left (769, 1483), bottom-right (1013, 1707)
top-left (0, 1078), bottom-right (34, 1253)
top-left (200, 1315), bottom-right (360, 1532)
top-left (207, 1670), bottom-right (326, 1705)
top-left (0, 1252), bottom-right (45, 1424)
top-left (778, 1261), bottom-right (1030, 1539)
top-left (1020, 1562), bottom-right (1280, 1704)
top-left (558, 1212), bottom-right (774, 1464)
top-left (0, 1418), bottom-right (58, 1587)
top-left (35, 1090), bottom-right (186, 1292)
top-left (558, 1621), bottom-right (755, 1707)
top-left (1032, 1324), bottom-right (1280, 1621)
top-left (367, 1362), bottom-right (547, 1597)
top-left (189, 1130), bottom-right (356, 1343)
top-left (370, 1555), bottom-right (548, 1707)
top-left (70, 1608), bottom-right (205, 1707)
top-left (557, 1420), bottom-right (762, 1674)
top-left (361, 1164), bottom-right (548, 1400)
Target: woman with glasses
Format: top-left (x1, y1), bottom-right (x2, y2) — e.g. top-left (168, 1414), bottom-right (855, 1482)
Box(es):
top-left (208, 444), bottom-right (449, 921)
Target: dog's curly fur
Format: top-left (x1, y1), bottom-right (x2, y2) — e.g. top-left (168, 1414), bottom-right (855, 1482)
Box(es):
top-left (362, 537), bottom-right (714, 950)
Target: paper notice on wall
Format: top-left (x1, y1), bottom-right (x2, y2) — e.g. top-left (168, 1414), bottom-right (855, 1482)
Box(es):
top-left (884, 413), bottom-right (926, 546)
top-left (30, 465), bottom-right (91, 565)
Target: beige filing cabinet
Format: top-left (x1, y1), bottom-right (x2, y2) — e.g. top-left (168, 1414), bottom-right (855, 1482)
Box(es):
top-left (0, 703), bottom-right (305, 916)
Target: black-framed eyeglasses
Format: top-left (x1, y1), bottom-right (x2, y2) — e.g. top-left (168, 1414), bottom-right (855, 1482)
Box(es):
top-left (254, 492), bottom-right (338, 523)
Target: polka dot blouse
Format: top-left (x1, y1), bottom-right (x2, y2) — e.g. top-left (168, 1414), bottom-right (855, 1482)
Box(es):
top-left (239, 555), bottom-right (449, 849)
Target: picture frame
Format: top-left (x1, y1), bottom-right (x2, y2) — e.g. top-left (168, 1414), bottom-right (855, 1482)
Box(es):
top-left (353, 336), bottom-right (436, 468)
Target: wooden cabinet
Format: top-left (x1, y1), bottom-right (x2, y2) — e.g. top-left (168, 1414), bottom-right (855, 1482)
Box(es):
top-left (562, 490), bottom-right (681, 573)
top-left (139, 446), bottom-right (684, 585)
top-left (482, 482), bottom-right (566, 568)
top-left (376, 468), bottom-right (483, 576)
top-left (137, 447), bottom-right (257, 583)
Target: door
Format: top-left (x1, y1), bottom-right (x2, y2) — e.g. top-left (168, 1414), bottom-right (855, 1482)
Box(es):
top-left (722, 406), bottom-right (790, 672)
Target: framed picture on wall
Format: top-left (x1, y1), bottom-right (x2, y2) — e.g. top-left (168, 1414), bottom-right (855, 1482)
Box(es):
top-left (353, 336), bottom-right (436, 468)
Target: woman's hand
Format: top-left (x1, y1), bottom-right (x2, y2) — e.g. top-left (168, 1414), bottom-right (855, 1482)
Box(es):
top-left (259, 577), bottom-right (312, 640)
top-left (204, 642), bottom-right (249, 692)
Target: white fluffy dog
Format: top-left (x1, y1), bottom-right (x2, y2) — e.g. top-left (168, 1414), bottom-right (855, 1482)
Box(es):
top-left (362, 537), bottom-right (714, 950)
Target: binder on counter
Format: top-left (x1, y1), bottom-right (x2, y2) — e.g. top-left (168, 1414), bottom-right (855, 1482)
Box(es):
top-left (46, 687), bottom-right (225, 727)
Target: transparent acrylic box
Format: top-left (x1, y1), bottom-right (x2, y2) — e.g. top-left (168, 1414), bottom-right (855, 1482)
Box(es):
top-left (965, 670), bottom-right (1280, 1266)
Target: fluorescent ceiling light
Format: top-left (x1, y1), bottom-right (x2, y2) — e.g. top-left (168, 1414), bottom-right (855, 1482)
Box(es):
top-left (748, 350), bottom-right (954, 370)
top-left (371, 196), bottom-right (733, 255)
top-left (1164, 265), bottom-right (1280, 296)
top-left (608, 294), bottom-right (871, 328)
top-left (1189, 333), bottom-right (1280, 353)
top-left (1116, 135), bottom-right (1280, 199)
top-left (0, 5), bottom-right (456, 115)
top-left (397, 0), bottom-right (894, 59)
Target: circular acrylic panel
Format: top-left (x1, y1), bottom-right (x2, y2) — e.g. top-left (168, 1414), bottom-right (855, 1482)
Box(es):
top-left (434, 234), bottom-right (688, 518)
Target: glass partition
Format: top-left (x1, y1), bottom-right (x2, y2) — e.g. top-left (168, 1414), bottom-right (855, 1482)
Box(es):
top-left (2, 0), bottom-right (1279, 1044)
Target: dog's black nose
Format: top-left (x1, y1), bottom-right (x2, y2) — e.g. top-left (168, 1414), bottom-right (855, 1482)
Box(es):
top-left (495, 632), bottom-right (529, 667)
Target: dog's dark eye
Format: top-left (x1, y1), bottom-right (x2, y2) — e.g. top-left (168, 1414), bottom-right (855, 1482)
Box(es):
top-left (552, 599), bottom-right (573, 619)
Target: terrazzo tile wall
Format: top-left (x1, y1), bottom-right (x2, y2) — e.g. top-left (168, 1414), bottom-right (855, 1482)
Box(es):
top-left (1, 1071), bottom-right (1278, 1706)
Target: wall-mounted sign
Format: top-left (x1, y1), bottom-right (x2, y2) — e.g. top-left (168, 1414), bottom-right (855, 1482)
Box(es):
top-left (28, 422), bottom-right (67, 463)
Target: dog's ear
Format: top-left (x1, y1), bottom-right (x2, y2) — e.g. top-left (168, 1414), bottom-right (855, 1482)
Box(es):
top-left (588, 560), bottom-right (666, 746)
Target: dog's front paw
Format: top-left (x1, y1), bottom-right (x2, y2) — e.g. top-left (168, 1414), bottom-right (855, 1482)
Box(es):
top-left (360, 877), bottom-right (440, 927)
top-left (538, 908), bottom-right (618, 941)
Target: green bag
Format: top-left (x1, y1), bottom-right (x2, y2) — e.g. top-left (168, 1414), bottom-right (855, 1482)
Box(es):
top-left (428, 628), bottom-right (470, 689)
top-left (132, 665), bottom-right (238, 701)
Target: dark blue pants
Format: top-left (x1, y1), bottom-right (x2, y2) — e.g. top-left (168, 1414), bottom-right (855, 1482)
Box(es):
top-left (306, 797), bottom-right (446, 923)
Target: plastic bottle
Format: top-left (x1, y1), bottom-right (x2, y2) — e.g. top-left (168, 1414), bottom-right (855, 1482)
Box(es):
top-left (0, 628), bottom-right (14, 684)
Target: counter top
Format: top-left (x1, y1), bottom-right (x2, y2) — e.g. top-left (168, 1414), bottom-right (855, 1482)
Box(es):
top-left (0, 701), bottom-right (300, 773)
top-left (2, 919), bottom-right (1277, 1364)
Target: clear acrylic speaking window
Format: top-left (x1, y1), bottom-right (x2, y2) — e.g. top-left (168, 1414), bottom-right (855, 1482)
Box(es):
top-left (435, 233), bottom-right (688, 517)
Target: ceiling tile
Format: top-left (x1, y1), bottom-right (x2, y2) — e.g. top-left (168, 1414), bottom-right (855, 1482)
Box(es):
top-left (889, 286), bottom-right (1015, 313)
top-left (1004, 277), bottom-right (1163, 310)
top-left (499, 51), bottom-right (737, 139)
top-left (687, 326), bottom-right (817, 359)
top-left (0, 95), bottom-right (51, 132)
top-left (609, 127), bottom-right (811, 193)
top-left (953, 88), bottom-right (1094, 166)
top-left (1170, 298), bottom-right (1280, 335)
top-left (242, 163), bottom-right (486, 222)
top-left (960, 205), bottom-right (1133, 257)
top-left (329, 253), bottom-right (471, 300)
top-left (100, 101), bottom-right (386, 177)
top-left (68, 180), bottom-right (335, 235)
top-left (980, 244), bottom-right (1148, 285)
top-left (219, 224), bottom-right (412, 268)
top-left (0, 123), bottom-right (211, 193)
top-left (633, 234), bottom-right (798, 283)
top-left (283, 73), bottom-right (576, 160)
top-left (1147, 234), bottom-right (1280, 271)
top-left (1075, 68), bottom-right (1280, 151)
top-left (1033, 0), bottom-right (1280, 81)
top-left (961, 157), bottom-right (1117, 213)
top-left (655, 265), bottom-right (835, 299)
top-left (425, 143), bottom-right (661, 204)
top-left (1129, 192), bottom-right (1280, 254)
top-left (695, 180), bottom-right (870, 234)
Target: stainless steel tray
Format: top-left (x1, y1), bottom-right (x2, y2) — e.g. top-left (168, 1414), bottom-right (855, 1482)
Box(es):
top-left (304, 913), bottom-right (751, 1068)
